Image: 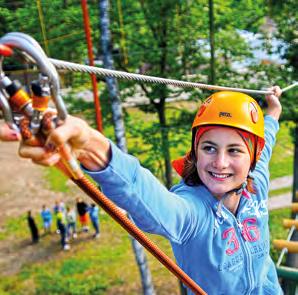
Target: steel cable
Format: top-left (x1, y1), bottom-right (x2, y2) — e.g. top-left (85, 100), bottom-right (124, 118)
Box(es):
top-left (49, 58), bottom-right (297, 96)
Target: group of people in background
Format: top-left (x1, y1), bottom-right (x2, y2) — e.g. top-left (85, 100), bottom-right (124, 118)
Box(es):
top-left (27, 197), bottom-right (101, 250)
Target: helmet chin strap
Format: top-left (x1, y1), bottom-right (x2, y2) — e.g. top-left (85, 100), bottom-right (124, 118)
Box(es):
top-left (216, 180), bottom-right (248, 218)
top-left (231, 180), bottom-right (248, 195)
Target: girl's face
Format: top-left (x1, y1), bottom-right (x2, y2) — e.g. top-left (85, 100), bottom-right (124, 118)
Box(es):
top-left (196, 127), bottom-right (251, 199)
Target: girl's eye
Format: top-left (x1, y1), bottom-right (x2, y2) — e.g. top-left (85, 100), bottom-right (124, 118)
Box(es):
top-left (203, 146), bottom-right (216, 153)
top-left (228, 148), bottom-right (242, 154)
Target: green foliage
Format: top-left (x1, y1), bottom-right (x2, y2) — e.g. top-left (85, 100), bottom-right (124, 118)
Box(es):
top-left (0, 0), bottom-right (100, 81)
top-left (269, 121), bottom-right (294, 179)
top-left (64, 89), bottom-right (114, 129)
top-left (124, 102), bottom-right (194, 180)
top-left (44, 167), bottom-right (69, 193)
top-left (267, 1), bottom-right (297, 121)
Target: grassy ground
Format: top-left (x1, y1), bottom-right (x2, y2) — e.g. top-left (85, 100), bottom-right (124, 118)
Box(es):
top-left (269, 121), bottom-right (295, 179)
top-left (0, 212), bottom-right (178, 295)
top-left (269, 186), bottom-right (292, 198)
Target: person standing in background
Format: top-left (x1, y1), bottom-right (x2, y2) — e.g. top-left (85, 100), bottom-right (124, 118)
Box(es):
top-left (89, 203), bottom-right (100, 238)
top-left (66, 205), bottom-right (77, 239)
top-left (56, 208), bottom-right (70, 251)
top-left (76, 197), bottom-right (89, 232)
top-left (27, 210), bottom-right (39, 244)
top-left (40, 204), bottom-right (52, 234)
top-left (53, 199), bottom-right (65, 234)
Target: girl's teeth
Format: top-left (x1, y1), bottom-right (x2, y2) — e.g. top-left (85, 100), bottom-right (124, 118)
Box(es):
top-left (211, 172), bottom-right (230, 179)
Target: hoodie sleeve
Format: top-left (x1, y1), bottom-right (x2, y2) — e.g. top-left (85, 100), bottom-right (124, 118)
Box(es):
top-left (252, 115), bottom-right (279, 199)
top-left (82, 141), bottom-right (205, 244)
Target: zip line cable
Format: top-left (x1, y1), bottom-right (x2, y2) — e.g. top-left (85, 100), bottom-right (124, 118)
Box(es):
top-left (49, 58), bottom-right (297, 95)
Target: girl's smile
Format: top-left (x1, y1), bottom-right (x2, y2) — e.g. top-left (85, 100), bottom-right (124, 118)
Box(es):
top-left (196, 127), bottom-right (251, 199)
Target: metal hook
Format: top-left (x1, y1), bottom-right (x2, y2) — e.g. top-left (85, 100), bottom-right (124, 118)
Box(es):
top-left (0, 32), bottom-right (67, 121)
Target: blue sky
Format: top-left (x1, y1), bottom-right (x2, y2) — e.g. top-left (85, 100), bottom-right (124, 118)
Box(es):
top-left (238, 29), bottom-right (287, 65)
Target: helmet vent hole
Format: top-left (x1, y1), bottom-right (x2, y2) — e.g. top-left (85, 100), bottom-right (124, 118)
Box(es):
top-left (249, 102), bottom-right (258, 123)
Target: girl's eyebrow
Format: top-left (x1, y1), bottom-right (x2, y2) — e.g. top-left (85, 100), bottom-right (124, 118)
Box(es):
top-left (201, 140), bottom-right (217, 146)
top-left (227, 143), bottom-right (246, 148)
top-left (201, 140), bottom-right (246, 147)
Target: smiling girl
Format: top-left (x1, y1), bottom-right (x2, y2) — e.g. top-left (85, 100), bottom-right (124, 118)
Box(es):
top-left (0, 86), bottom-right (283, 294)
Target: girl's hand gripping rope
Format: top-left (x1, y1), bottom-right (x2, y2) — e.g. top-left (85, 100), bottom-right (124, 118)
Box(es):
top-left (265, 86), bottom-right (282, 120)
top-left (18, 113), bottom-right (111, 174)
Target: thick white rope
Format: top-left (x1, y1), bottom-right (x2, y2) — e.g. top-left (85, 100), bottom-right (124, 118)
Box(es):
top-left (49, 58), bottom-right (297, 96)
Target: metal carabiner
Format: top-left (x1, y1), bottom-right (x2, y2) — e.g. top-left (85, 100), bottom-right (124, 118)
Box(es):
top-left (0, 32), bottom-right (67, 121)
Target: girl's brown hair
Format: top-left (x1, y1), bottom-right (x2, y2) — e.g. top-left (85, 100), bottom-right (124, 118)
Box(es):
top-left (182, 129), bottom-right (203, 186)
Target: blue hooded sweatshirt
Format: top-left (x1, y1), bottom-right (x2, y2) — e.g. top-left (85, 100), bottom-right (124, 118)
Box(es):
top-left (84, 115), bottom-right (283, 295)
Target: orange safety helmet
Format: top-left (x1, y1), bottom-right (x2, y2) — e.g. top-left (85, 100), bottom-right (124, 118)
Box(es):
top-left (172, 91), bottom-right (265, 176)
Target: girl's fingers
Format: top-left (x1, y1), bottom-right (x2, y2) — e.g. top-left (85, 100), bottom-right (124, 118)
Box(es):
top-left (32, 153), bottom-right (61, 167)
top-left (267, 86), bottom-right (282, 98)
top-left (265, 86), bottom-right (282, 120)
top-left (19, 142), bottom-right (59, 164)
top-left (273, 86), bottom-right (282, 98)
top-left (45, 116), bottom-right (90, 151)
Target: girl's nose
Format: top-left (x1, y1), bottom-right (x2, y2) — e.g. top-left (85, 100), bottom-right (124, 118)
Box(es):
top-left (212, 151), bottom-right (229, 170)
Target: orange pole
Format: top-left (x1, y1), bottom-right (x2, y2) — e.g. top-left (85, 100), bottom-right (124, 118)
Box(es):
top-left (81, 0), bottom-right (103, 132)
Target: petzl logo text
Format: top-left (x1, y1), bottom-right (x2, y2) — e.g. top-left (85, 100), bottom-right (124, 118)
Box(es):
top-left (219, 112), bottom-right (232, 118)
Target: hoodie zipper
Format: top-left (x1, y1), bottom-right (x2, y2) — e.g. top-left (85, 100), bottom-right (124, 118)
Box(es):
top-left (223, 207), bottom-right (254, 294)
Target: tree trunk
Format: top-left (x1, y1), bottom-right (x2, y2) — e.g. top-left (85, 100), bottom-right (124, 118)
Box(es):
top-left (155, 8), bottom-right (172, 189)
top-left (98, 1), bottom-right (155, 294)
top-left (156, 98), bottom-right (172, 189)
top-left (208, 0), bottom-right (215, 84)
